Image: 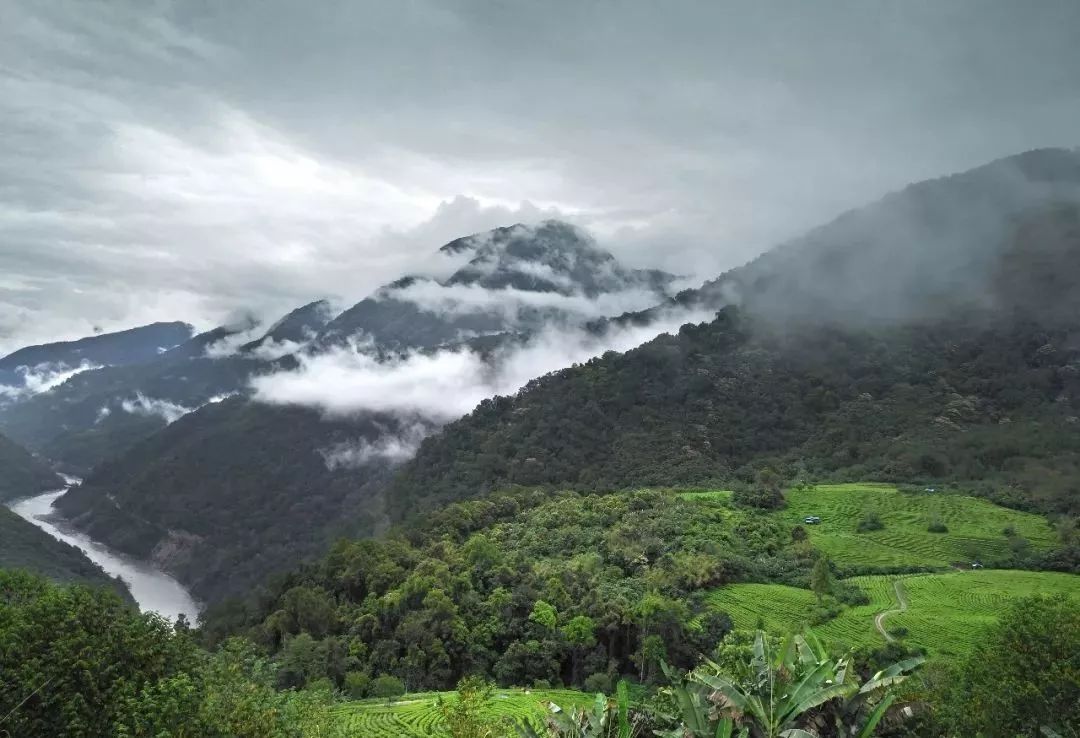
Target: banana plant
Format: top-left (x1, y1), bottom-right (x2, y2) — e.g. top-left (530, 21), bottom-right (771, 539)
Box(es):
top-left (661, 630), bottom-right (921, 738)
top-left (515, 680), bottom-right (640, 738)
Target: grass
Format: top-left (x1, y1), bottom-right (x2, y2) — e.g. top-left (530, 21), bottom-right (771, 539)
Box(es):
top-left (333, 689), bottom-right (592, 737)
top-left (780, 483), bottom-right (1057, 569)
top-left (706, 570), bottom-right (1079, 656)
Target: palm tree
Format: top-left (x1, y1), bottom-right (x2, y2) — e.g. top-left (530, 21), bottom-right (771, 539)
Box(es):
top-left (660, 631), bottom-right (922, 738)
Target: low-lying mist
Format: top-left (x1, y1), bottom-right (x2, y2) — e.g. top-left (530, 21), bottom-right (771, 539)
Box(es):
top-left (250, 303), bottom-right (718, 463)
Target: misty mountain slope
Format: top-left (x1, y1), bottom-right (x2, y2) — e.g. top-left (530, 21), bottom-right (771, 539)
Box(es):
top-left (0, 431), bottom-right (62, 502)
top-left (0, 305), bottom-right (336, 472)
top-left (55, 396), bottom-right (410, 602)
top-left (685, 148), bottom-right (1080, 325)
top-left (390, 195), bottom-right (1080, 519)
top-left (0, 321), bottom-right (193, 400)
top-left (314, 220), bottom-right (677, 351)
top-left (238, 299), bottom-right (335, 354)
top-left (45, 224), bottom-right (688, 602)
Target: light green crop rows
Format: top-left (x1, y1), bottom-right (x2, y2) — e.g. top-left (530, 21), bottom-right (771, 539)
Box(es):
top-left (781, 483), bottom-right (1056, 568)
top-left (707, 570), bottom-right (1078, 656)
top-left (333, 689), bottom-right (591, 737)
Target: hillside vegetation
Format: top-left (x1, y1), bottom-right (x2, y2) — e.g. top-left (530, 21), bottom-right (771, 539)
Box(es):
top-left (707, 570), bottom-right (1078, 656)
top-left (0, 431), bottom-right (60, 502)
top-left (0, 507), bottom-right (125, 593)
top-left (782, 483), bottom-right (1057, 569)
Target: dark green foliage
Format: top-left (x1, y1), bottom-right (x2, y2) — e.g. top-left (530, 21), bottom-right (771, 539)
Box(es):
top-left (926, 516), bottom-right (948, 534)
top-left (937, 595), bottom-right (1079, 737)
top-left (55, 398), bottom-right (401, 602)
top-left (0, 508), bottom-right (128, 594)
top-left (856, 511), bottom-right (885, 533)
top-left (0, 431), bottom-right (60, 502)
top-left (371, 675), bottom-right (406, 702)
top-left (201, 489), bottom-right (792, 692)
top-left (0, 570), bottom-right (335, 737)
top-left (731, 486), bottom-right (786, 510)
top-left (0, 569), bottom-right (194, 737)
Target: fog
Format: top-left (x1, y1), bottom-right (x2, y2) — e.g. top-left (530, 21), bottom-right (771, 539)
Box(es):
top-left (253, 304), bottom-right (716, 422)
top-left (4, 1), bottom-right (1080, 353)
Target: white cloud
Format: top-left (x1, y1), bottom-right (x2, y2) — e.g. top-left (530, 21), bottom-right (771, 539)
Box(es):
top-left (121, 393), bottom-right (194, 424)
top-left (319, 423), bottom-right (431, 470)
top-left (251, 305), bottom-right (717, 421)
top-left (0, 360), bottom-right (102, 400)
top-left (119, 390), bottom-right (237, 424)
top-left (385, 279), bottom-right (667, 325)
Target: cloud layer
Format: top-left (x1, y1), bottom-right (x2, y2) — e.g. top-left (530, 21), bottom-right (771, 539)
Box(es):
top-left (251, 305), bottom-right (716, 421)
top-left (3, 1), bottom-right (1080, 352)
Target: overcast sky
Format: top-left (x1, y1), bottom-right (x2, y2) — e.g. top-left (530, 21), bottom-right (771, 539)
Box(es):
top-left (2, 0), bottom-right (1078, 353)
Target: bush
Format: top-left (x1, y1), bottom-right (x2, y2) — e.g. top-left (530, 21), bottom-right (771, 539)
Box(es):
top-left (344, 671), bottom-right (370, 699)
top-left (927, 520), bottom-right (949, 533)
top-left (732, 486), bottom-right (786, 510)
top-left (583, 672), bottom-right (613, 694)
top-left (371, 674), bottom-right (405, 702)
top-left (856, 511), bottom-right (884, 533)
top-left (834, 581), bottom-right (871, 606)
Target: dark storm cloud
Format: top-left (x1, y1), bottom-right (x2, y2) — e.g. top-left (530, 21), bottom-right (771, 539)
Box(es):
top-left (2, 0), bottom-right (1079, 352)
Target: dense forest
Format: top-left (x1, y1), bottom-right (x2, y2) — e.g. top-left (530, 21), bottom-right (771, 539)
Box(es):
top-left (0, 431), bottom-right (61, 502)
top-left (56, 397), bottom-right (404, 602)
top-left (0, 508), bottom-right (126, 593)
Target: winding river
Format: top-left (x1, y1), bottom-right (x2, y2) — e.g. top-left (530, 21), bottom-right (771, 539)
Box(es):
top-left (7, 481), bottom-right (199, 622)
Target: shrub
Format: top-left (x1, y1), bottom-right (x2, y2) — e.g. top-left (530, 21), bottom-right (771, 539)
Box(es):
top-left (927, 516), bottom-right (949, 533)
top-left (344, 671), bottom-right (370, 699)
top-left (856, 511), bottom-right (884, 533)
top-left (371, 674), bottom-right (405, 703)
top-left (583, 672), bottom-right (613, 694)
top-left (732, 486), bottom-right (786, 510)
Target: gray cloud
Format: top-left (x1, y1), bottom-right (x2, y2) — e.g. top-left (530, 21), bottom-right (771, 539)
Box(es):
top-left (2, 1), bottom-right (1079, 353)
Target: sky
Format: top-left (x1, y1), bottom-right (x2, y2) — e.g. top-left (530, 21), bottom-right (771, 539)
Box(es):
top-left (2, 0), bottom-right (1079, 355)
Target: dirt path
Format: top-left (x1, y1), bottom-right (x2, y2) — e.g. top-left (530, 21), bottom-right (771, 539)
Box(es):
top-left (874, 579), bottom-right (909, 642)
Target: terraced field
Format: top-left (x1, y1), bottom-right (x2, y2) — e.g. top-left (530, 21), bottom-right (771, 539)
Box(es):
top-left (707, 570), bottom-right (1079, 656)
top-left (333, 689), bottom-right (591, 736)
top-left (781, 483), bottom-right (1057, 568)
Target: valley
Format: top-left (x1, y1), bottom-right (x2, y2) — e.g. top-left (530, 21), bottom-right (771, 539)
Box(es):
top-left (2, 148), bottom-right (1079, 737)
top-left (7, 484), bottom-right (198, 622)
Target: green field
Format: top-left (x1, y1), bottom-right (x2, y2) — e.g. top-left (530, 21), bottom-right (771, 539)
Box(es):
top-left (780, 483), bottom-right (1057, 568)
top-left (707, 570), bottom-right (1079, 656)
top-left (333, 689), bottom-right (591, 737)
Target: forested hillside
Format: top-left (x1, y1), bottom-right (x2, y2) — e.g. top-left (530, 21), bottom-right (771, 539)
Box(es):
top-left (0, 507), bottom-right (126, 593)
top-left (0, 431), bottom-right (61, 502)
top-left (392, 201), bottom-right (1080, 518)
top-left (56, 397), bottom-right (405, 602)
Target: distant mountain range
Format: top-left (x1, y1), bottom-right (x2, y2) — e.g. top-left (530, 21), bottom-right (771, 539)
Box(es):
top-left (6, 147), bottom-right (1080, 605)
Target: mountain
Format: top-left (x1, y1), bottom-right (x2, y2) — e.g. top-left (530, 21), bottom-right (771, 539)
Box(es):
top-left (314, 221), bottom-right (677, 351)
top-left (42, 151), bottom-right (1080, 603)
top-left (239, 300), bottom-right (335, 354)
top-left (389, 154), bottom-right (1080, 519)
top-left (0, 431), bottom-right (62, 502)
top-left (49, 223), bottom-right (678, 602)
top-left (0, 322), bottom-right (193, 398)
top-left (0, 306), bottom-right (334, 473)
top-left (55, 397), bottom-right (405, 602)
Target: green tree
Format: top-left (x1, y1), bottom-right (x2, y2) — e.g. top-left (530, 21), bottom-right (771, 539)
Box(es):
top-left (529, 600), bottom-right (558, 631)
top-left (371, 674), bottom-right (405, 704)
top-left (0, 570), bottom-right (195, 738)
top-left (941, 595), bottom-right (1079, 737)
top-left (437, 676), bottom-right (511, 738)
top-left (810, 555), bottom-right (834, 602)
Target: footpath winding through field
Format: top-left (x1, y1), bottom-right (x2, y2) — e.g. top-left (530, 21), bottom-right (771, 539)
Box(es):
top-left (874, 579), bottom-right (909, 642)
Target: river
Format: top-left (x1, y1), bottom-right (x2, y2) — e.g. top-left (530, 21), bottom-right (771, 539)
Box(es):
top-left (7, 482), bottom-right (200, 622)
